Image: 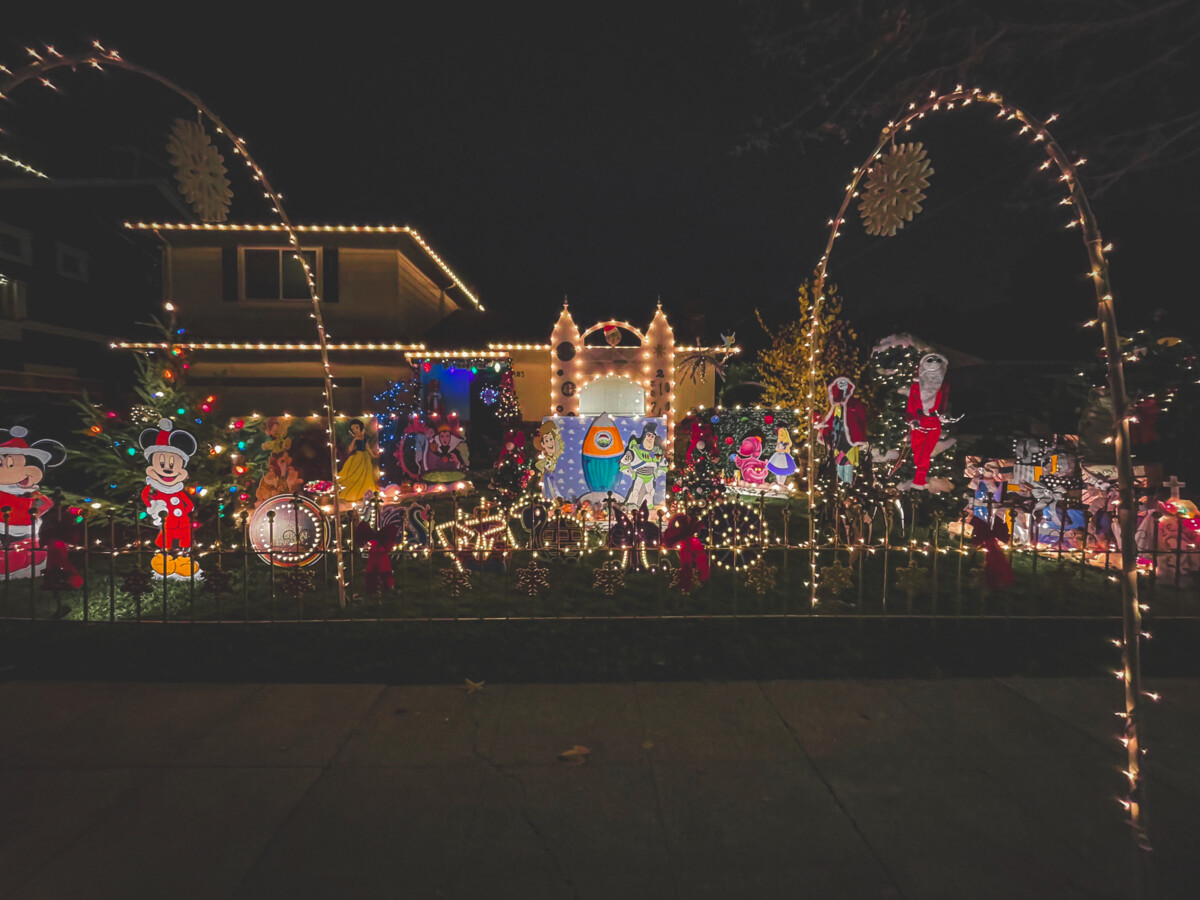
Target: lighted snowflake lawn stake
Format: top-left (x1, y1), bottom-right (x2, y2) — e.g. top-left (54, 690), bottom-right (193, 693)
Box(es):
top-left (440, 567), bottom-right (472, 597)
top-left (165, 118), bottom-right (233, 223)
top-left (859, 142), bottom-right (933, 237)
top-left (743, 557), bottom-right (777, 596)
top-left (516, 560), bottom-right (551, 597)
top-left (817, 561), bottom-right (854, 600)
top-left (593, 561), bottom-right (625, 596)
top-left (893, 564), bottom-right (931, 603)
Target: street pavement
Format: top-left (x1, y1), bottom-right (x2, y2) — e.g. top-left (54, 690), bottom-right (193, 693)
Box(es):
top-left (0, 677), bottom-right (1196, 899)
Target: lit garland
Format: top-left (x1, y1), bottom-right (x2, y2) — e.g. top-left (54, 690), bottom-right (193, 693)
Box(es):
top-left (807, 85), bottom-right (1152, 852)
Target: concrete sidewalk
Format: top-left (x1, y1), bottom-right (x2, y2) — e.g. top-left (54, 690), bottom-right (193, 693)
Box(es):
top-left (0, 678), bottom-right (1195, 899)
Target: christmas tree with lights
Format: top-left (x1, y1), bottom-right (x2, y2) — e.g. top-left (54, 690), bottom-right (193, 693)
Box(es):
top-left (493, 368), bottom-right (521, 421)
top-left (69, 328), bottom-right (266, 526)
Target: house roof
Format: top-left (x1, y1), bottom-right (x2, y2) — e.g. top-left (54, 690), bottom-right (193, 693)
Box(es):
top-left (122, 222), bottom-right (481, 310)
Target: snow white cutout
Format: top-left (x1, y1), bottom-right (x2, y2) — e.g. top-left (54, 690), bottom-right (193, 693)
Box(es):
top-left (337, 418), bottom-right (379, 504)
top-left (535, 420), bottom-right (564, 500)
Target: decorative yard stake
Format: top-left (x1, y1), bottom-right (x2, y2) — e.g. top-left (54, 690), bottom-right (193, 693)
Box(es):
top-left (809, 86), bottom-right (1151, 862)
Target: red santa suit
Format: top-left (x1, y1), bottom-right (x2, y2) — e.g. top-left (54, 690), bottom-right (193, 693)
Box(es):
top-left (907, 381), bottom-right (947, 488)
top-left (0, 426), bottom-right (61, 578)
top-left (141, 480), bottom-right (194, 550)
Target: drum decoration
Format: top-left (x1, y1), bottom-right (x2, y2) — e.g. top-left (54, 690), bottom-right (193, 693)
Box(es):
top-left (249, 494), bottom-right (327, 567)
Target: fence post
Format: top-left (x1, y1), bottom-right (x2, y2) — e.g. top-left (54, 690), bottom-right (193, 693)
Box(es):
top-left (108, 513), bottom-right (116, 623)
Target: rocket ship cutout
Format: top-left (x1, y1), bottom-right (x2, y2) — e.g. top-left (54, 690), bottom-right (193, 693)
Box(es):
top-left (581, 412), bottom-right (624, 494)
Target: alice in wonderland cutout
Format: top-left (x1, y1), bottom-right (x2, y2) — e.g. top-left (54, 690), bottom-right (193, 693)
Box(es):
top-left (905, 353), bottom-right (953, 491)
top-left (766, 428), bottom-right (798, 485)
top-left (0, 426), bottom-right (66, 579)
top-left (818, 376), bottom-right (867, 485)
top-left (249, 494), bottom-right (327, 568)
top-left (542, 414), bottom-right (668, 507)
top-left (139, 418), bottom-right (202, 581)
top-left (337, 418), bottom-right (380, 504)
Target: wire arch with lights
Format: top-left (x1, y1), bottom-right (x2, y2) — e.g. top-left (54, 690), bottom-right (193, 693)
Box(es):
top-left (804, 85), bottom-right (1149, 857)
top-left (0, 42), bottom-right (351, 606)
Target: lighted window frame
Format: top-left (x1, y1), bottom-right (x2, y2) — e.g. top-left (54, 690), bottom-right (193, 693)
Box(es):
top-left (238, 246), bottom-right (323, 302)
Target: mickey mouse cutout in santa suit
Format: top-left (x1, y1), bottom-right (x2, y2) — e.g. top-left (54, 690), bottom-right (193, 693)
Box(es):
top-left (139, 418), bottom-right (202, 581)
top-left (0, 426), bottom-right (66, 579)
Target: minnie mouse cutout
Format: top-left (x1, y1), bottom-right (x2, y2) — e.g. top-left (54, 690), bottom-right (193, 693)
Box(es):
top-left (139, 418), bottom-right (202, 581)
top-left (0, 426), bottom-right (66, 579)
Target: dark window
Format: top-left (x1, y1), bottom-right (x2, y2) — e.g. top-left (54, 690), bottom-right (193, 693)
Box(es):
top-left (0, 223), bottom-right (32, 266)
top-left (242, 248), bottom-right (319, 301)
top-left (56, 243), bottom-right (89, 282)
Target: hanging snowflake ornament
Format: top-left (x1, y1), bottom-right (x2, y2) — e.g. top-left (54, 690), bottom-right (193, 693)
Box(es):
top-left (858, 142), bottom-right (933, 237)
top-left (516, 560), bottom-right (551, 597)
top-left (165, 118), bottom-right (233, 223)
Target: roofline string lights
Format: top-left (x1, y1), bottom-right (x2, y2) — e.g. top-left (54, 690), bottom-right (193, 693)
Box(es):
top-left (0, 42), bottom-right (351, 607)
top-left (807, 85), bottom-right (1151, 858)
top-left (122, 222), bottom-right (481, 310)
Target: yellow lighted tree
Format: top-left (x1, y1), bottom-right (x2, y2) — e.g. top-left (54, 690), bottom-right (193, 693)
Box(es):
top-left (756, 280), bottom-right (862, 410)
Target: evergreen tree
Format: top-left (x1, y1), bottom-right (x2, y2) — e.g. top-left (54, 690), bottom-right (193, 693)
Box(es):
top-left (493, 368), bottom-right (521, 421)
top-left (68, 331), bottom-right (266, 526)
top-left (756, 280), bottom-right (862, 410)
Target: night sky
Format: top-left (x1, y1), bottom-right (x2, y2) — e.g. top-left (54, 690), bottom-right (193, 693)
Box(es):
top-left (4, 7), bottom-right (1197, 360)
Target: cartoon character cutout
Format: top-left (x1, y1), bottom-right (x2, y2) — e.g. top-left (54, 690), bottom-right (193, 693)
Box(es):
top-left (337, 418), bottom-right (380, 504)
top-left (535, 420), bottom-right (564, 500)
top-left (0, 426), bottom-right (66, 579)
top-left (906, 353), bottom-right (949, 490)
top-left (766, 427), bottom-right (798, 488)
top-left (497, 429), bottom-right (527, 467)
top-left (139, 418), bottom-right (201, 580)
top-left (733, 436), bottom-right (769, 485)
top-left (819, 376), bottom-right (868, 485)
top-left (620, 423), bottom-right (667, 508)
top-left (422, 423), bottom-right (469, 480)
top-left (256, 415), bottom-right (302, 503)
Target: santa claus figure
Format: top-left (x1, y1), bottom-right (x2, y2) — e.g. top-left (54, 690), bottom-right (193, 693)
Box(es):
top-left (0, 426), bottom-right (66, 579)
top-left (906, 353), bottom-right (949, 490)
top-left (818, 376), bottom-right (868, 484)
top-left (139, 418), bottom-right (201, 580)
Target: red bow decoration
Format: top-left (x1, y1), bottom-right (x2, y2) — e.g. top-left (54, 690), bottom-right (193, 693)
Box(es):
top-left (662, 512), bottom-right (710, 590)
top-left (969, 515), bottom-right (1014, 591)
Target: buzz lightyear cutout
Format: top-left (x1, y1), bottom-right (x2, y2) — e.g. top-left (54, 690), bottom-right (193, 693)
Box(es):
top-left (620, 423), bottom-right (667, 508)
top-left (0, 426), bottom-right (66, 579)
top-left (139, 418), bottom-right (202, 581)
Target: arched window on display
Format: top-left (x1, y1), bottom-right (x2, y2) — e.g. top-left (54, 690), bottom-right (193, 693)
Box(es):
top-left (578, 376), bottom-right (645, 417)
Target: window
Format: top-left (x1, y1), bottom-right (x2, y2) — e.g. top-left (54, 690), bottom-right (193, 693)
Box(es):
top-left (578, 376), bottom-right (646, 416)
top-left (241, 248), bottom-right (321, 301)
top-left (56, 243), bottom-right (89, 282)
top-left (0, 223), bottom-right (32, 266)
top-left (0, 274), bottom-right (27, 321)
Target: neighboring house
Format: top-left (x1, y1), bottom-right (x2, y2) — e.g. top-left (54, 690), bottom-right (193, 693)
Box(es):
top-left (120, 222), bottom-right (481, 414)
top-left (0, 179), bottom-right (169, 402)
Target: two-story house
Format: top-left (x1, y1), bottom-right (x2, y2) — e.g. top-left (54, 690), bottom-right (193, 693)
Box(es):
top-left (120, 222), bottom-right (480, 415)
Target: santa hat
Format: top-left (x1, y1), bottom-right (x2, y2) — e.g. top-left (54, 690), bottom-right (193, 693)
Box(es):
top-left (0, 426), bottom-right (65, 466)
top-left (140, 418), bottom-right (198, 462)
